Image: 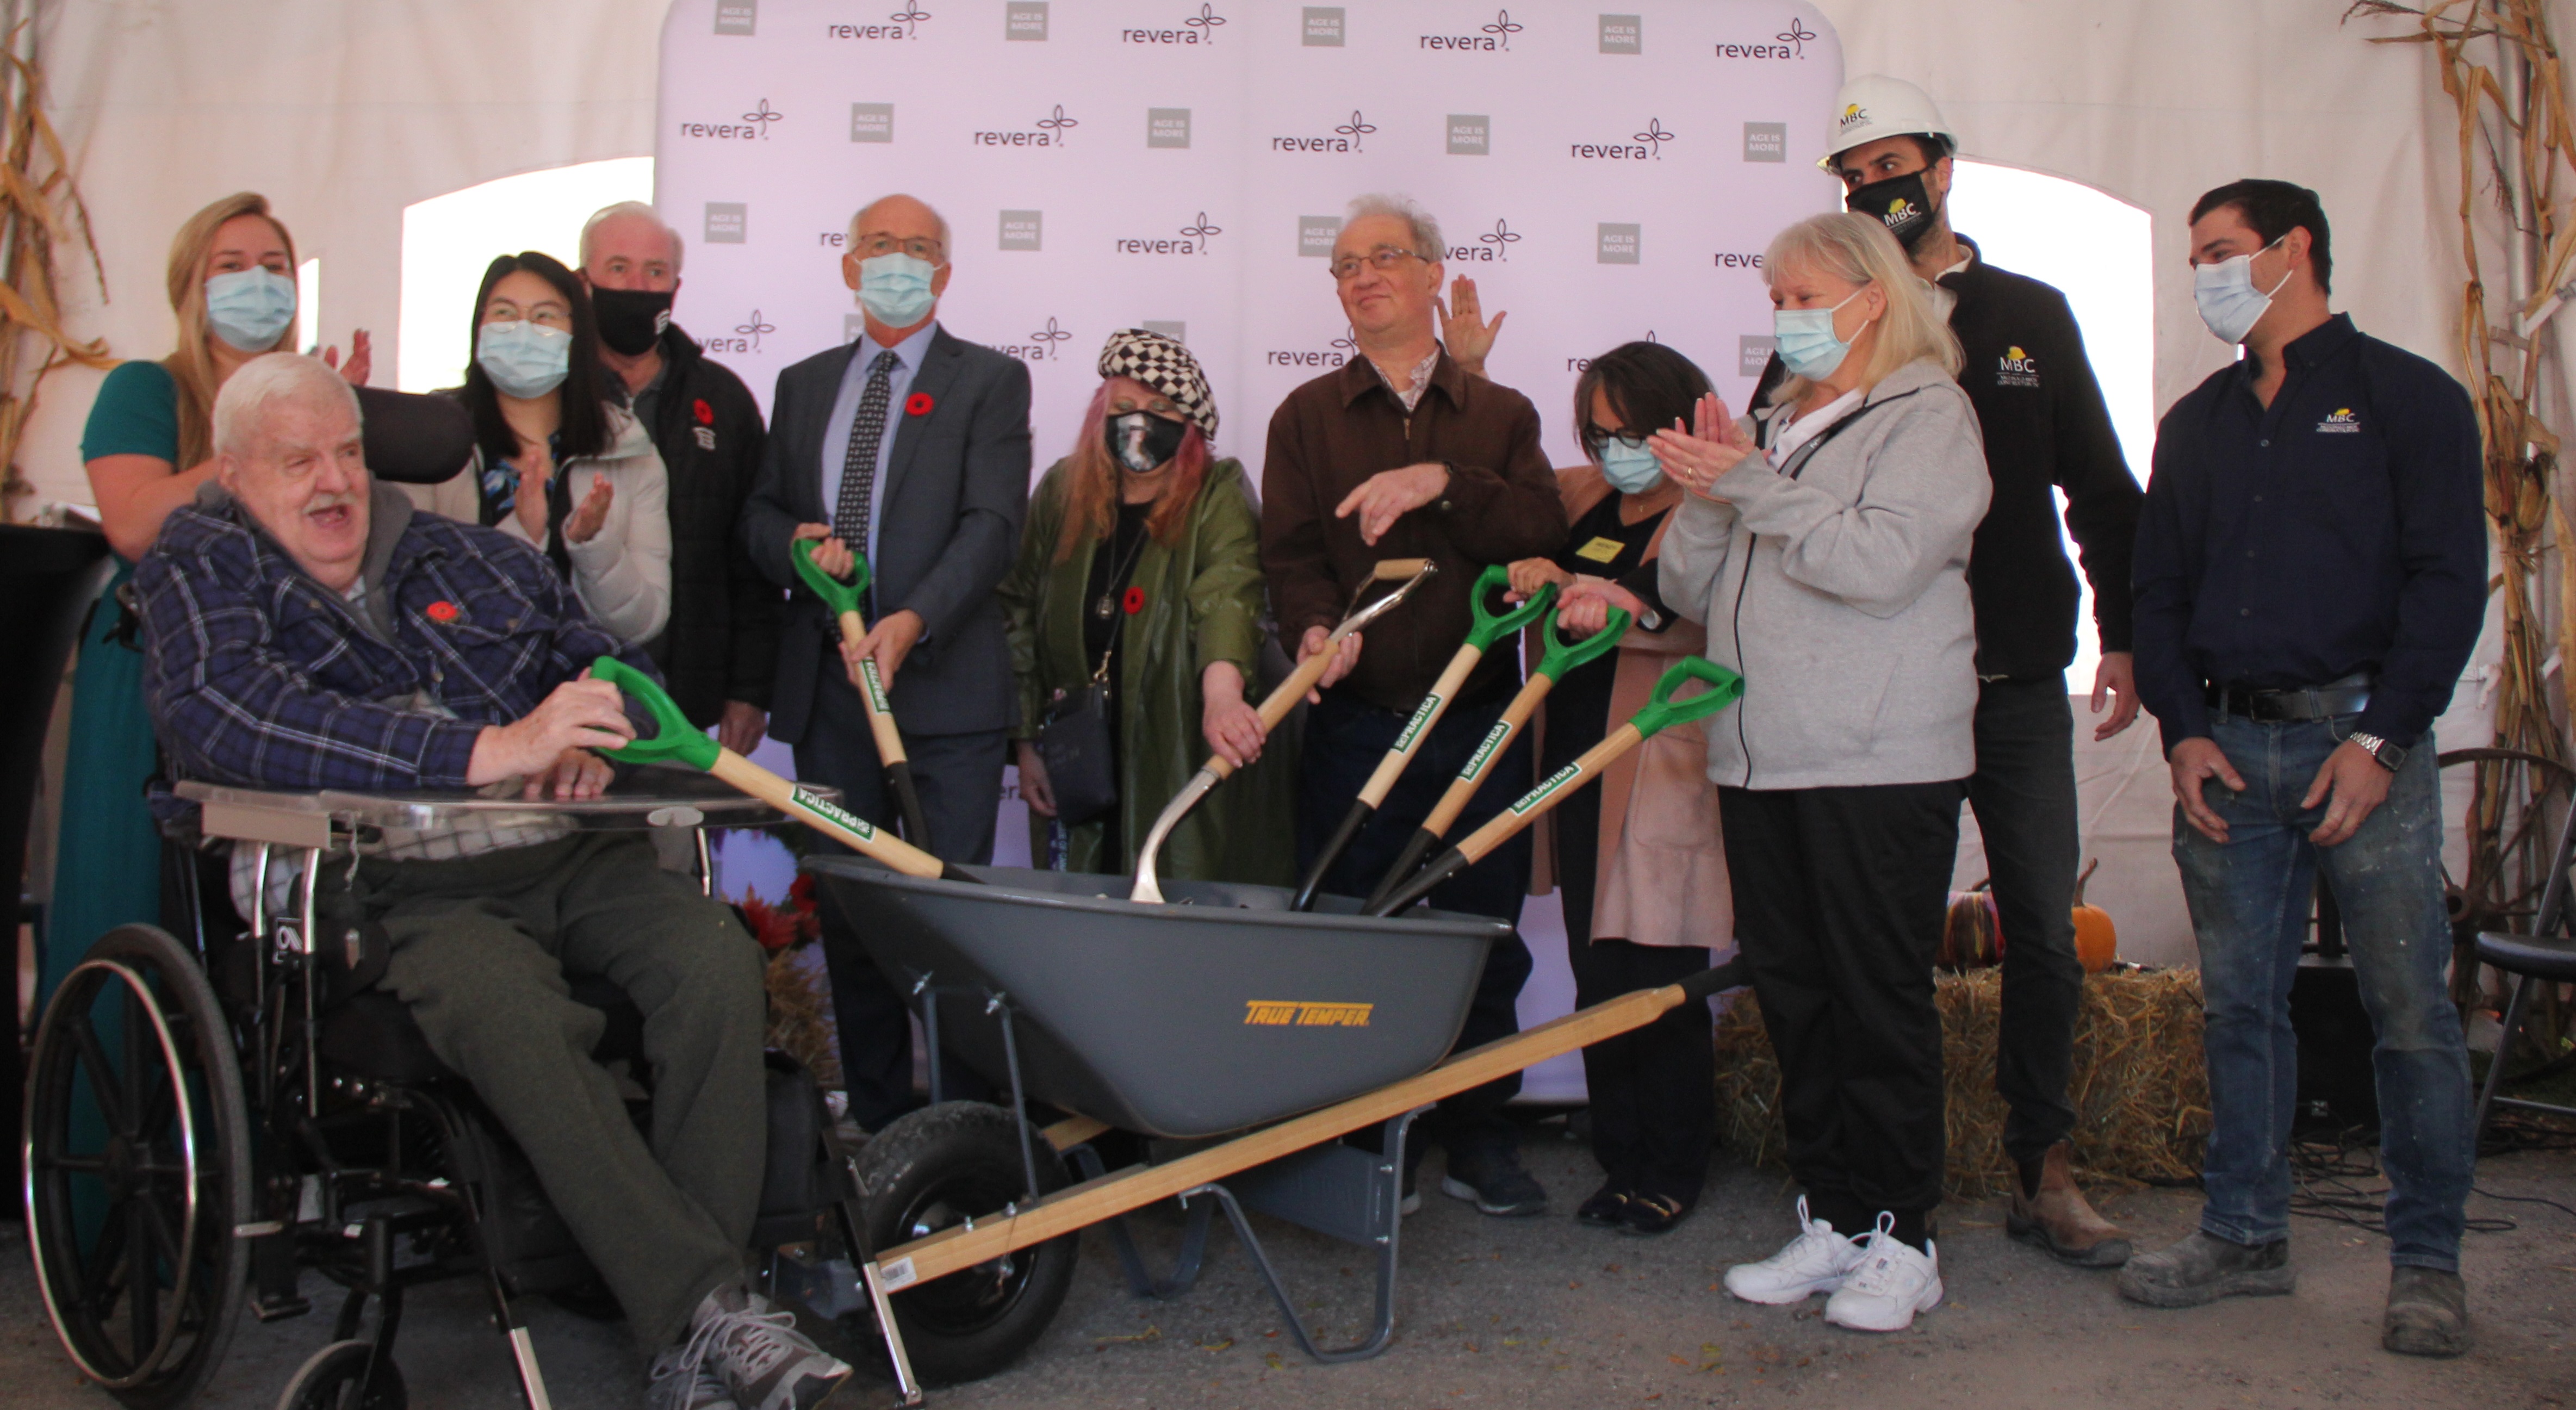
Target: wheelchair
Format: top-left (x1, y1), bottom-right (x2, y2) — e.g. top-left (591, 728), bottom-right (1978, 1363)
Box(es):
top-left (23, 770), bottom-right (879, 1409)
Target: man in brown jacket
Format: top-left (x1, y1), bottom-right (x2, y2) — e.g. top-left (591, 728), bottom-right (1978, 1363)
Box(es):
top-left (1261, 193), bottom-right (1568, 1216)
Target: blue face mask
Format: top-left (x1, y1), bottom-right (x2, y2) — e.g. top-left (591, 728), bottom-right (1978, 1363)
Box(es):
top-left (2192, 237), bottom-right (2291, 345)
top-left (1597, 435), bottom-right (1665, 494)
top-left (856, 252), bottom-right (939, 327)
top-left (1772, 285), bottom-right (1871, 380)
top-left (204, 267), bottom-right (297, 352)
top-left (475, 319), bottom-right (574, 399)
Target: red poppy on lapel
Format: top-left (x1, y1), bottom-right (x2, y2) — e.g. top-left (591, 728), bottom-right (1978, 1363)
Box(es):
top-left (425, 600), bottom-right (460, 623)
top-left (905, 392), bottom-right (934, 417)
top-left (692, 398), bottom-right (715, 425)
top-left (1122, 586), bottom-right (1146, 615)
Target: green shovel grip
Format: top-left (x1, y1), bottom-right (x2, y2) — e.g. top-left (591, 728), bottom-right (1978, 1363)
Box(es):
top-left (1463, 564), bottom-right (1555, 651)
top-left (1628, 657), bottom-right (1745, 740)
top-left (790, 537), bottom-right (872, 618)
top-left (1532, 607), bottom-right (1632, 682)
top-left (589, 655), bottom-right (719, 771)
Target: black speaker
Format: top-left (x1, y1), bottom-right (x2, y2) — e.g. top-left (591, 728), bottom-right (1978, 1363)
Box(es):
top-left (2289, 955), bottom-right (2379, 1132)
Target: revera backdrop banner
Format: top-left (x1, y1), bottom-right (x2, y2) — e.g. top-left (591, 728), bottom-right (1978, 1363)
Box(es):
top-left (657, 0), bottom-right (1841, 1098)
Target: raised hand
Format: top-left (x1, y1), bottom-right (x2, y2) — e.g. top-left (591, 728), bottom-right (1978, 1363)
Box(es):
top-left (562, 474), bottom-right (614, 544)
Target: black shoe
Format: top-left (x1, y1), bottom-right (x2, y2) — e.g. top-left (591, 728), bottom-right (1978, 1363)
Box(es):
top-left (1575, 1183), bottom-right (1634, 1228)
top-left (1616, 1191), bottom-right (1696, 1237)
top-left (1439, 1144), bottom-right (1548, 1218)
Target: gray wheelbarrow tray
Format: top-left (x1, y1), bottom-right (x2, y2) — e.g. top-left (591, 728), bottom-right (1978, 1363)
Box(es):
top-left (804, 856), bottom-right (1508, 1140)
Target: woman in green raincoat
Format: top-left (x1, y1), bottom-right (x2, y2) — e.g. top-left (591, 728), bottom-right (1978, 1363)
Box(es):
top-left (1001, 329), bottom-right (1295, 883)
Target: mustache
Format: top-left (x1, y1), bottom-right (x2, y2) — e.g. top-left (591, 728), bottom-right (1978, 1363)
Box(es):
top-left (305, 491), bottom-right (361, 513)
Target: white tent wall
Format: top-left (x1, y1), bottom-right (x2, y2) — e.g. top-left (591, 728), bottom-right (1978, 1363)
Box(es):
top-left (18, 0), bottom-right (2559, 969)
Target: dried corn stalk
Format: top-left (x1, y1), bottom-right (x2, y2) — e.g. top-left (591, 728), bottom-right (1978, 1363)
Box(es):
top-left (0, 20), bottom-right (108, 521)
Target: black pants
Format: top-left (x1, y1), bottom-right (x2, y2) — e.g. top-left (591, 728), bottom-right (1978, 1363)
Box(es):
top-left (1300, 686), bottom-right (1532, 1160)
top-left (1970, 676), bottom-right (2085, 1163)
top-left (1720, 781), bottom-right (1964, 1226)
top-left (794, 662), bottom-right (1008, 1130)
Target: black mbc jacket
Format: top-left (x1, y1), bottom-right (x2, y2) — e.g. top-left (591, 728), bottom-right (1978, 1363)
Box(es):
top-left (1756, 235), bottom-right (2142, 679)
top-left (632, 324), bottom-right (784, 726)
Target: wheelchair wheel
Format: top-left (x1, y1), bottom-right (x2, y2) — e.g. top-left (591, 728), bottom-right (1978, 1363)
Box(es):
top-left (851, 1102), bottom-right (1078, 1386)
top-left (275, 1340), bottom-right (407, 1410)
top-left (26, 924), bottom-right (253, 1409)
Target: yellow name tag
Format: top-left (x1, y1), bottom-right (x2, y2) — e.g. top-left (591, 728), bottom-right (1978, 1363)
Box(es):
top-left (1574, 536), bottom-right (1625, 564)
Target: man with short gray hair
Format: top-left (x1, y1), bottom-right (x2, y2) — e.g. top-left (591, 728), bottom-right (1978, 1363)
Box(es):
top-left (576, 202), bottom-right (780, 757)
top-left (136, 353), bottom-right (853, 1410)
top-left (1260, 192), bottom-right (1567, 1216)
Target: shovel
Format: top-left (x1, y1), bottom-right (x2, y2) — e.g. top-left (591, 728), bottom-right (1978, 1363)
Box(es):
top-left (792, 537), bottom-right (936, 850)
top-left (1364, 656), bottom-right (1741, 918)
top-left (1360, 604), bottom-right (1632, 914)
top-left (1129, 558), bottom-right (1439, 904)
top-left (1288, 564), bottom-right (1556, 912)
top-left (591, 656), bottom-right (978, 883)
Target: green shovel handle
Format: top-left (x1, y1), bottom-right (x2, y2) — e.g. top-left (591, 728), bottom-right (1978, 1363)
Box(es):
top-left (1533, 607), bottom-right (1632, 682)
top-left (589, 655), bottom-right (719, 771)
top-left (1463, 564), bottom-right (1555, 651)
top-left (790, 537), bottom-right (872, 618)
top-left (1629, 657), bottom-right (1745, 740)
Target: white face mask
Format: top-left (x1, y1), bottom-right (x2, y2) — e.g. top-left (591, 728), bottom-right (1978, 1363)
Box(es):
top-left (2191, 237), bottom-right (2293, 345)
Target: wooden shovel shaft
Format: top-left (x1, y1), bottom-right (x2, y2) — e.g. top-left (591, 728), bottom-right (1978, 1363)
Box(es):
top-left (1355, 642), bottom-right (1483, 808)
top-left (1449, 722), bottom-right (1644, 866)
top-left (834, 607), bottom-right (912, 766)
top-left (708, 750), bottom-right (946, 879)
top-left (1421, 672), bottom-right (1554, 839)
top-left (1200, 633), bottom-right (1338, 782)
top-left (866, 976), bottom-right (1699, 1291)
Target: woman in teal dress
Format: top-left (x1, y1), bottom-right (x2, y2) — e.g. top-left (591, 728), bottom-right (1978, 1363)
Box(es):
top-left (48, 192), bottom-right (367, 996)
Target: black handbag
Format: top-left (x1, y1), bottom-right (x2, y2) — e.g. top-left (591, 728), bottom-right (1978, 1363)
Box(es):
top-left (1037, 665), bottom-right (1118, 828)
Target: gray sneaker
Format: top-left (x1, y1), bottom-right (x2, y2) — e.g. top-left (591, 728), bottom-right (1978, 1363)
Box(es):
top-left (2118, 1231), bottom-right (2295, 1308)
top-left (675, 1285), bottom-right (853, 1410)
top-left (2383, 1266), bottom-right (2471, 1357)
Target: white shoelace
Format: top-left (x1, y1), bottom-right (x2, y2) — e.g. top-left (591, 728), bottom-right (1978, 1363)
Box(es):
top-left (673, 1301), bottom-right (803, 1394)
top-left (1841, 1214), bottom-right (1925, 1295)
top-left (1760, 1197), bottom-right (1849, 1274)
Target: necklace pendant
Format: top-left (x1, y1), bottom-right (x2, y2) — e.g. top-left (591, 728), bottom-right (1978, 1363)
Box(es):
top-left (1092, 595), bottom-right (1115, 620)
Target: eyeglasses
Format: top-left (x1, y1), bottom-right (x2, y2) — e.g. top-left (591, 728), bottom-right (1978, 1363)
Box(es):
top-left (854, 234), bottom-right (946, 262)
top-left (1329, 247), bottom-right (1429, 282)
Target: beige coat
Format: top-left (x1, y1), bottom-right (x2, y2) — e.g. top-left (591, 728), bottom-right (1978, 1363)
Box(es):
top-left (1531, 467), bottom-right (1734, 951)
top-left (407, 405), bottom-right (671, 645)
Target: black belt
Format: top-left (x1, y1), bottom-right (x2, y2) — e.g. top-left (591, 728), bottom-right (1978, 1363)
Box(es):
top-left (2205, 672), bottom-right (2373, 722)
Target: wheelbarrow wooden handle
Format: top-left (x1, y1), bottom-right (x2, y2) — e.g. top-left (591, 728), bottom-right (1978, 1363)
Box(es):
top-left (791, 538), bottom-right (934, 848)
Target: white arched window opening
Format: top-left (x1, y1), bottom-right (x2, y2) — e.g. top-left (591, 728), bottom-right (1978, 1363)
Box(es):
top-left (1945, 161), bottom-right (2156, 690)
top-left (396, 158), bottom-right (654, 392)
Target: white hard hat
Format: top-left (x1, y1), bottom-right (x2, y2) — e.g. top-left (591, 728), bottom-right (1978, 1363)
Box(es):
top-left (1823, 74), bottom-right (1957, 171)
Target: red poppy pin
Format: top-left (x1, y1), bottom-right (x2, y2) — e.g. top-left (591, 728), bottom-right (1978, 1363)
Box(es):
top-left (692, 398), bottom-right (715, 426)
top-left (1121, 586), bottom-right (1146, 616)
top-left (425, 600), bottom-right (459, 623)
top-left (905, 392), bottom-right (935, 417)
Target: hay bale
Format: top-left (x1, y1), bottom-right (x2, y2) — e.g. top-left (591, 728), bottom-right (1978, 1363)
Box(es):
top-left (1711, 967), bottom-right (2210, 1197)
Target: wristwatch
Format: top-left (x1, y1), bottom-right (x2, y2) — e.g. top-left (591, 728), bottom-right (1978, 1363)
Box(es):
top-left (2348, 731), bottom-right (2407, 772)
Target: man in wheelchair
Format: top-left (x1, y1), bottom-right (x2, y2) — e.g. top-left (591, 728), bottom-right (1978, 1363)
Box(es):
top-left (131, 353), bottom-right (853, 1410)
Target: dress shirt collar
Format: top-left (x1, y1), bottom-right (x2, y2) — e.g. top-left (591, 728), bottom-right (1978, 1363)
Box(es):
top-left (856, 319), bottom-right (941, 380)
top-left (1336, 340), bottom-right (1463, 410)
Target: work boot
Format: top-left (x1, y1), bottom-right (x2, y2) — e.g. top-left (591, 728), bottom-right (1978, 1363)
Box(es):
top-left (2383, 1266), bottom-right (2472, 1358)
top-left (2006, 1142), bottom-right (2132, 1268)
top-left (2117, 1231), bottom-right (2295, 1309)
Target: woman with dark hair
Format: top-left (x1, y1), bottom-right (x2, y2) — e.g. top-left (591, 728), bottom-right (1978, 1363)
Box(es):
top-left (998, 329), bottom-right (1294, 883)
top-left (1505, 340), bottom-right (1730, 1237)
top-left (424, 251), bottom-right (669, 643)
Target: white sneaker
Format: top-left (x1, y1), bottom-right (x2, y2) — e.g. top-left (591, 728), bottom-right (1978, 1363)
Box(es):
top-left (1723, 1197), bottom-right (1863, 1305)
top-left (1823, 1214), bottom-right (1944, 1332)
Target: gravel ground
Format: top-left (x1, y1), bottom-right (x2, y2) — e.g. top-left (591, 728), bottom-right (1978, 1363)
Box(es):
top-left (6, 1130), bottom-right (2571, 1409)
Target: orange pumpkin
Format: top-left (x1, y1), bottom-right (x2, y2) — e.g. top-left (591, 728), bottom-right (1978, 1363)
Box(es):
top-left (2072, 858), bottom-right (2116, 973)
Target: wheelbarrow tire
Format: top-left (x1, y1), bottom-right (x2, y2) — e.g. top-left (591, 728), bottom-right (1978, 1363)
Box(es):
top-left (852, 1101), bottom-right (1078, 1386)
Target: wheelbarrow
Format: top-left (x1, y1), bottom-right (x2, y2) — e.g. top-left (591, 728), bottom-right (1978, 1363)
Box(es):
top-left (594, 652), bottom-right (1745, 1401)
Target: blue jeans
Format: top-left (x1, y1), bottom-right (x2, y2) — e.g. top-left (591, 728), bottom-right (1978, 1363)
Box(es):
top-left (2172, 714), bottom-right (2473, 1270)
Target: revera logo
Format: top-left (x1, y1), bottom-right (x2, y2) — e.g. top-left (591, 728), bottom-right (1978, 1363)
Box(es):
top-left (1448, 218), bottom-right (1518, 263)
top-left (704, 203), bottom-right (748, 244)
top-left (715, 0), bottom-right (756, 35)
top-left (1714, 251), bottom-right (1764, 269)
top-left (1147, 108), bottom-right (1193, 148)
top-left (1303, 5), bottom-right (1344, 45)
top-left (1718, 16), bottom-right (1813, 60)
top-left (827, 4), bottom-right (932, 40)
top-left (1118, 212), bottom-right (1222, 256)
top-left (1005, 1), bottom-right (1047, 39)
top-left (1572, 117), bottom-right (1671, 161)
top-left (700, 310), bottom-right (773, 356)
top-left (992, 316), bottom-right (1073, 362)
top-left (1274, 110), bottom-right (1374, 154)
top-left (976, 105), bottom-right (1078, 148)
top-left (1598, 13), bottom-right (1640, 53)
top-left (850, 102), bottom-right (895, 143)
top-left (1422, 7), bottom-right (1518, 51)
top-left (1267, 322), bottom-right (1359, 368)
top-left (1126, 2), bottom-right (1224, 45)
top-left (680, 98), bottom-right (783, 141)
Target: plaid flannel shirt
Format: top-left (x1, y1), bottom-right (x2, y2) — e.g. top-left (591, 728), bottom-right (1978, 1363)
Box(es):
top-left (138, 486), bottom-right (658, 792)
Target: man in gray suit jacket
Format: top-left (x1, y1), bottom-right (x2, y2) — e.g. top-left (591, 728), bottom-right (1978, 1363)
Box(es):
top-left (742, 193), bottom-right (1031, 1128)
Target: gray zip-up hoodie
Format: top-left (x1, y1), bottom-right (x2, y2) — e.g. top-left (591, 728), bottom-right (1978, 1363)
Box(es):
top-left (1659, 358), bottom-right (1990, 790)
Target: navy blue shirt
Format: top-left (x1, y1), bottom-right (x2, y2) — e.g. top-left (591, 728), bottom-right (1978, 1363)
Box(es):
top-left (2132, 314), bottom-right (2485, 752)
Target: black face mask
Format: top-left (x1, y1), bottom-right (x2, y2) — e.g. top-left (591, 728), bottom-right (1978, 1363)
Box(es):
top-left (1845, 170), bottom-right (1939, 253)
top-left (590, 286), bottom-right (674, 357)
top-left (1106, 411), bottom-right (1188, 473)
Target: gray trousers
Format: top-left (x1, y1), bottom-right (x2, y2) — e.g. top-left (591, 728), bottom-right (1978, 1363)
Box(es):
top-left (358, 832), bottom-right (767, 1349)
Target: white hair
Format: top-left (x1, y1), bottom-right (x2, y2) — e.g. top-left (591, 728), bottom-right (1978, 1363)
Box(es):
top-left (846, 195), bottom-right (952, 257)
top-left (212, 353), bottom-right (361, 458)
top-left (580, 201), bottom-right (686, 274)
top-left (1346, 193), bottom-right (1443, 261)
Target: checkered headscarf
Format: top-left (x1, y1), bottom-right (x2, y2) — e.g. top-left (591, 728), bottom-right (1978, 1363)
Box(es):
top-left (1097, 328), bottom-right (1218, 441)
